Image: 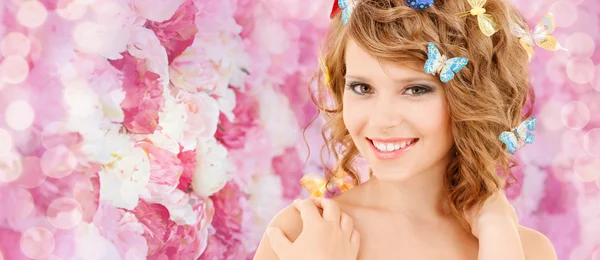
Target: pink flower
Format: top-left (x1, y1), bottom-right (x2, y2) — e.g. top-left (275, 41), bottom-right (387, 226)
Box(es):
top-left (215, 88), bottom-right (259, 149)
top-left (94, 204), bottom-right (149, 258)
top-left (272, 147), bottom-right (304, 199)
top-left (140, 140), bottom-right (184, 187)
top-left (145, 0), bottom-right (199, 64)
top-left (177, 148), bottom-right (197, 191)
top-left (206, 181), bottom-right (253, 257)
top-left (199, 232), bottom-right (227, 259)
top-left (131, 198), bottom-right (213, 259)
top-left (110, 53), bottom-right (165, 134)
top-left (227, 126), bottom-right (272, 187)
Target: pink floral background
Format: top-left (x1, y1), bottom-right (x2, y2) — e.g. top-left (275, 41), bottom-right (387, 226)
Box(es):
top-left (0, 0), bottom-right (598, 259)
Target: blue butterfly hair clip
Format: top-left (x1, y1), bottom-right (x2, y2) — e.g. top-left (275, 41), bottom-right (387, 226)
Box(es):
top-left (499, 117), bottom-right (536, 155)
top-left (406, 0), bottom-right (434, 10)
top-left (332, 0), bottom-right (355, 25)
top-left (424, 43), bottom-right (469, 83)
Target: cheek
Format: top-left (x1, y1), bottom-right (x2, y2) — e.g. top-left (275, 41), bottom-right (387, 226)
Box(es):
top-left (419, 100), bottom-right (453, 147)
top-left (342, 96), bottom-right (365, 136)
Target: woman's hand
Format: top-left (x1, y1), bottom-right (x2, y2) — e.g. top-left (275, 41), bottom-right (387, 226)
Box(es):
top-left (468, 189), bottom-right (519, 238)
top-left (267, 198), bottom-right (360, 260)
top-left (469, 190), bottom-right (525, 260)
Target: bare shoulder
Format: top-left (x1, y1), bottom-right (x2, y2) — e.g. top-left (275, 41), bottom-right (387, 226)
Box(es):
top-left (518, 225), bottom-right (557, 260)
top-left (253, 203), bottom-right (303, 260)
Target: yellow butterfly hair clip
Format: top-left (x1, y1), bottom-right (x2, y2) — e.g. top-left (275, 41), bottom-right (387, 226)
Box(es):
top-left (510, 13), bottom-right (568, 62)
top-left (300, 173), bottom-right (355, 198)
top-left (457, 0), bottom-right (499, 37)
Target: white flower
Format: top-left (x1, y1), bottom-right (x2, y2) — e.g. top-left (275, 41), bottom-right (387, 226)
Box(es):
top-left (142, 184), bottom-right (200, 225)
top-left (217, 87), bottom-right (236, 122)
top-left (157, 88), bottom-right (189, 142)
top-left (192, 138), bottom-right (234, 197)
top-left (177, 91), bottom-right (220, 151)
top-left (98, 142), bottom-right (150, 210)
top-left (258, 85), bottom-right (301, 155)
top-left (127, 26), bottom-right (169, 86)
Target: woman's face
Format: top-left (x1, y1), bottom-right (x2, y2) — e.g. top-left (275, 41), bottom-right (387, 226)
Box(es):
top-left (342, 39), bottom-right (454, 181)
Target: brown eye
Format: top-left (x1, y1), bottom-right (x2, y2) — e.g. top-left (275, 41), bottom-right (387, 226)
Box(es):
top-left (404, 86), bottom-right (431, 96)
top-left (348, 83), bottom-right (373, 95)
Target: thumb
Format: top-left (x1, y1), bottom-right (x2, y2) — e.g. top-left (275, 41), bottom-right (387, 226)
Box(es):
top-left (267, 227), bottom-right (292, 256)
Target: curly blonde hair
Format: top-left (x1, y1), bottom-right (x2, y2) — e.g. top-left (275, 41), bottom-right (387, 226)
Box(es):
top-left (308, 0), bottom-right (535, 231)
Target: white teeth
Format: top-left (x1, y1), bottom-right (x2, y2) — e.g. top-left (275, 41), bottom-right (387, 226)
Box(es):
top-left (372, 139), bottom-right (415, 152)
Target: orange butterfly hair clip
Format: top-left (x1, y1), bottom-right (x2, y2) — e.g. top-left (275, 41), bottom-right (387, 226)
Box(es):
top-left (511, 13), bottom-right (568, 61)
top-left (300, 172), bottom-right (355, 198)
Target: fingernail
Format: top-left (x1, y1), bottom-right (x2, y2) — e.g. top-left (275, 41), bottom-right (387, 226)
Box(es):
top-left (293, 199), bottom-right (299, 204)
top-left (266, 227), bottom-right (274, 238)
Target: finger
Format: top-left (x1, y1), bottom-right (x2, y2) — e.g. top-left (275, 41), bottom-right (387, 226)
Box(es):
top-left (293, 199), bottom-right (322, 222)
top-left (340, 212), bottom-right (354, 237)
top-left (318, 198), bottom-right (341, 223)
top-left (350, 229), bottom-right (360, 248)
top-left (267, 227), bottom-right (291, 256)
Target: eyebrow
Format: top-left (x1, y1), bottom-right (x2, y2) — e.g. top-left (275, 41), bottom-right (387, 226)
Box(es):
top-left (344, 74), bottom-right (435, 84)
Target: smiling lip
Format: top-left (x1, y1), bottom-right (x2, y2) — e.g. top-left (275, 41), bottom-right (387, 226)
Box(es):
top-left (367, 137), bottom-right (419, 160)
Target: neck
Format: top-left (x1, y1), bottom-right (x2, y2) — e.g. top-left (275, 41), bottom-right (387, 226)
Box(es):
top-left (361, 154), bottom-right (452, 220)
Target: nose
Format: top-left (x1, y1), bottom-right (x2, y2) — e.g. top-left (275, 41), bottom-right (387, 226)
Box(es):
top-left (369, 95), bottom-right (403, 130)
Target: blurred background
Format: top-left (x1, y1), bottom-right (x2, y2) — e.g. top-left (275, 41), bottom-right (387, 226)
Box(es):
top-left (0, 0), bottom-right (598, 259)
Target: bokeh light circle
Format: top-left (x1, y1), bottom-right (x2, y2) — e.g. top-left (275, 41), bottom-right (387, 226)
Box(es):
top-left (17, 1), bottom-right (48, 28)
top-left (40, 145), bottom-right (77, 179)
top-left (0, 152), bottom-right (23, 183)
top-left (20, 227), bottom-right (55, 259)
top-left (549, 1), bottom-right (578, 28)
top-left (566, 58), bottom-right (595, 84)
top-left (583, 128), bottom-right (600, 157)
top-left (539, 100), bottom-right (564, 131)
top-left (287, 0), bottom-right (322, 20)
top-left (560, 101), bottom-right (590, 130)
top-left (42, 121), bottom-right (78, 149)
top-left (0, 32), bottom-right (31, 57)
top-left (593, 246), bottom-right (600, 260)
top-left (5, 100), bottom-right (35, 131)
top-left (73, 21), bottom-right (106, 55)
top-left (16, 156), bottom-right (47, 188)
top-left (595, 65), bottom-right (600, 92)
top-left (566, 32), bottom-right (595, 58)
top-left (0, 55), bottom-right (30, 84)
top-left (573, 154), bottom-right (600, 182)
top-left (545, 56), bottom-right (567, 85)
top-left (0, 128), bottom-right (13, 154)
top-left (8, 187), bottom-right (35, 220)
top-left (47, 197), bottom-right (83, 229)
top-left (56, 0), bottom-right (88, 20)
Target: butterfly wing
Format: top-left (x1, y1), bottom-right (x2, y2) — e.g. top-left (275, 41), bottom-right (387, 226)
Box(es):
top-left (424, 43), bottom-right (442, 75)
top-left (477, 13), bottom-right (499, 37)
top-left (439, 57), bottom-right (468, 83)
top-left (339, 0), bottom-right (354, 24)
top-left (499, 131), bottom-right (519, 155)
top-left (467, 0), bottom-right (486, 8)
top-left (300, 175), bottom-right (327, 198)
top-left (519, 117), bottom-right (536, 144)
top-left (510, 22), bottom-right (535, 60)
top-left (532, 13), bottom-right (567, 51)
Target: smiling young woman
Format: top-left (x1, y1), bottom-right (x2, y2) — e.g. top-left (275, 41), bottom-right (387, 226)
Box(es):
top-left (253, 0), bottom-right (557, 259)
